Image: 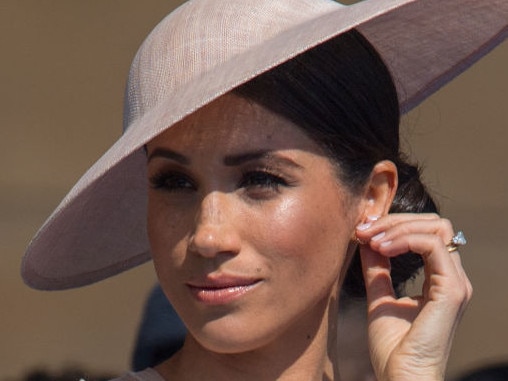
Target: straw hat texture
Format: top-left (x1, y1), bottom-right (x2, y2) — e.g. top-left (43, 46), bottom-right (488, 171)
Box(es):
top-left (22, 0), bottom-right (508, 290)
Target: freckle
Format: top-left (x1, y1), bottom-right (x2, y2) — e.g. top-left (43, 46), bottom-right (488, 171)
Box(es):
top-left (306, 334), bottom-right (311, 340)
top-left (265, 134), bottom-right (273, 140)
top-left (256, 267), bottom-right (262, 273)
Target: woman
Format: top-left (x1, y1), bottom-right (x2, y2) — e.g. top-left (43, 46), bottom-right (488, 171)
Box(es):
top-left (22, 0), bottom-right (507, 380)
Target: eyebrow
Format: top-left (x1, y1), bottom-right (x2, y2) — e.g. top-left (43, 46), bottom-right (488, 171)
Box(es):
top-left (147, 147), bottom-right (303, 169)
top-left (223, 150), bottom-right (303, 169)
top-left (147, 148), bottom-right (190, 165)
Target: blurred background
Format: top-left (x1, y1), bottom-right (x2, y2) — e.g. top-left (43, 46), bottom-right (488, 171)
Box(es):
top-left (1, 1), bottom-right (506, 380)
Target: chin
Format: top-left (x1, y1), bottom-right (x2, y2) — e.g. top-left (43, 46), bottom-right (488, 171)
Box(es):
top-left (190, 316), bottom-right (277, 354)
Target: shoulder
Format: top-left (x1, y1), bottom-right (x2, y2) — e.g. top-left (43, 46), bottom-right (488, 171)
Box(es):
top-left (109, 368), bottom-right (165, 381)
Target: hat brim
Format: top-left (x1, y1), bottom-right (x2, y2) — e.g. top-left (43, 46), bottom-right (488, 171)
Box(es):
top-left (22, 0), bottom-right (507, 290)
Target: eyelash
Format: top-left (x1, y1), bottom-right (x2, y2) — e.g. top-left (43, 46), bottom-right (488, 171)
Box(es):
top-left (149, 168), bottom-right (290, 195)
top-left (149, 171), bottom-right (195, 192)
top-left (238, 169), bottom-right (288, 192)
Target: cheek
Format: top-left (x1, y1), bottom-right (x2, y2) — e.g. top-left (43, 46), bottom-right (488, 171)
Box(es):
top-left (147, 199), bottom-right (192, 310)
top-left (257, 195), bottom-right (351, 280)
top-left (147, 196), bottom-right (188, 269)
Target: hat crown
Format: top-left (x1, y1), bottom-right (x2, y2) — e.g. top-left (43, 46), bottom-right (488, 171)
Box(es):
top-left (123, 0), bottom-right (340, 131)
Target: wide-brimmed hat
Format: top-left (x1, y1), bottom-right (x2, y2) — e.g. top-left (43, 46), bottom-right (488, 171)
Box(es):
top-left (22, 0), bottom-right (507, 290)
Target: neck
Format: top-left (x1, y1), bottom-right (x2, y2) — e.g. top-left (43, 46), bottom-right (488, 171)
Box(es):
top-left (156, 286), bottom-right (341, 381)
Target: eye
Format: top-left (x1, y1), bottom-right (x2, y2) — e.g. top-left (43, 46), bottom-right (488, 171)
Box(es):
top-left (238, 170), bottom-right (289, 196)
top-left (149, 171), bottom-right (196, 192)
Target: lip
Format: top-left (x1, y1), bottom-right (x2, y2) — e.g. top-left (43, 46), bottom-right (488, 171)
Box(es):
top-left (187, 275), bottom-right (262, 305)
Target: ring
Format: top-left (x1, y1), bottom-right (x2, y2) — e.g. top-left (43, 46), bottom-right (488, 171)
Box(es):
top-left (446, 231), bottom-right (467, 253)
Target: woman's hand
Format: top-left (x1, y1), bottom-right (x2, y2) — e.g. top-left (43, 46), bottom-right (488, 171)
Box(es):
top-left (354, 213), bottom-right (473, 381)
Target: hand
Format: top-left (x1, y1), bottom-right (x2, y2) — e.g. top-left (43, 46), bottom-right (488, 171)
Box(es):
top-left (354, 214), bottom-right (473, 381)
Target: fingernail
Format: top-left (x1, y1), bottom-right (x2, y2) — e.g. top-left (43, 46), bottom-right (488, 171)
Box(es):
top-left (367, 215), bottom-right (380, 222)
top-left (356, 222), bottom-right (372, 231)
top-left (371, 232), bottom-right (386, 241)
top-left (380, 240), bottom-right (392, 247)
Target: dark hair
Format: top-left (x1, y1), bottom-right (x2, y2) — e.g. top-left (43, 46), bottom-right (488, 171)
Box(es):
top-left (234, 29), bottom-right (437, 297)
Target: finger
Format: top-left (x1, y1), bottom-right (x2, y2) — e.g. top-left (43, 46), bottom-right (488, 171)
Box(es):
top-left (369, 233), bottom-right (457, 278)
top-left (359, 244), bottom-right (395, 309)
top-left (357, 216), bottom-right (457, 278)
top-left (377, 233), bottom-right (473, 319)
top-left (448, 251), bottom-right (474, 303)
top-left (370, 228), bottom-right (470, 300)
top-left (356, 214), bottom-right (471, 307)
top-left (357, 213), bottom-right (441, 233)
top-left (445, 230), bottom-right (473, 301)
top-left (356, 214), bottom-right (453, 245)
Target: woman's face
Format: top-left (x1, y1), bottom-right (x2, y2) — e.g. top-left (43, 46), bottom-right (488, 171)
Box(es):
top-left (147, 93), bottom-right (361, 354)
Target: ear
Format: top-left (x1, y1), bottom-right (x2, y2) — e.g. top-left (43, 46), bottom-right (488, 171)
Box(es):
top-left (359, 160), bottom-right (398, 221)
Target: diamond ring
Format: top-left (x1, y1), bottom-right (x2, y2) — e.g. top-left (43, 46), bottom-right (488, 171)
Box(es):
top-left (446, 231), bottom-right (467, 253)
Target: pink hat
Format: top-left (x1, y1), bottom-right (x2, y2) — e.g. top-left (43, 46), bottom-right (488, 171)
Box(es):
top-left (22, 0), bottom-right (507, 290)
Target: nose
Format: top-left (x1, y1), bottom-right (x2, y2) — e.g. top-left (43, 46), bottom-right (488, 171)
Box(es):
top-left (188, 191), bottom-right (241, 258)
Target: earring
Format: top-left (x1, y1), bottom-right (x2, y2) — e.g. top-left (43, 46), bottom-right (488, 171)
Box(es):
top-left (351, 233), bottom-right (367, 246)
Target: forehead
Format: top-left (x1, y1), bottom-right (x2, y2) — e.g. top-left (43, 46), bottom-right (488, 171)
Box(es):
top-left (148, 92), bottom-right (323, 155)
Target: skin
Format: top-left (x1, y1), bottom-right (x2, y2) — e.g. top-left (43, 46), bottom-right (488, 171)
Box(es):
top-left (146, 92), bottom-right (472, 381)
top-left (356, 214), bottom-right (472, 381)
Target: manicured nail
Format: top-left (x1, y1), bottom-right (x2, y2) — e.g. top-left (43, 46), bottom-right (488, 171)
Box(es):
top-left (367, 215), bottom-right (380, 222)
top-left (380, 240), bottom-right (392, 247)
top-left (371, 232), bottom-right (386, 241)
top-left (356, 222), bottom-right (372, 231)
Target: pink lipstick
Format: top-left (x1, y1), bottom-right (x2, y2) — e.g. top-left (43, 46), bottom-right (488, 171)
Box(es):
top-left (187, 276), bottom-right (261, 305)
